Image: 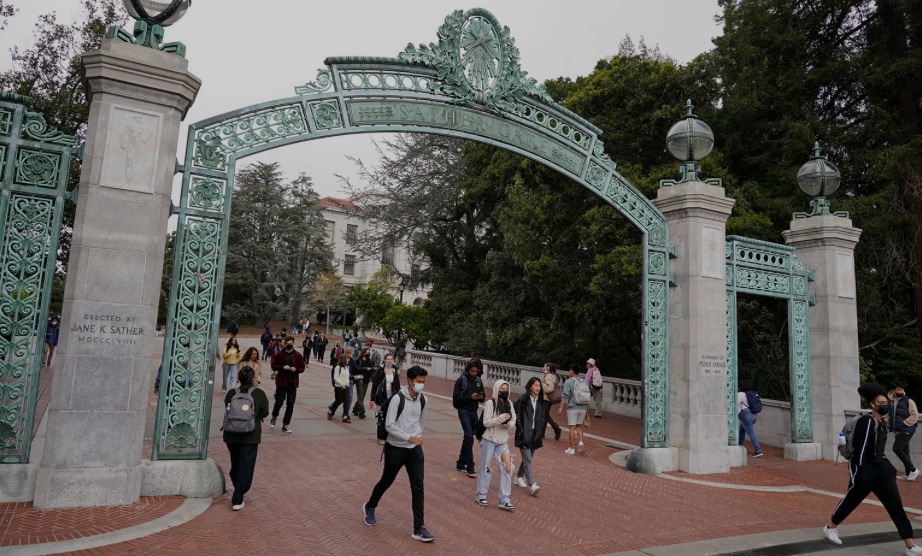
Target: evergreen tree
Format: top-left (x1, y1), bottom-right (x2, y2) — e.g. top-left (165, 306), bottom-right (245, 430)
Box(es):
top-left (222, 162), bottom-right (332, 326)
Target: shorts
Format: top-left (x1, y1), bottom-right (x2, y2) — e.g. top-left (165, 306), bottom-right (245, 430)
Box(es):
top-left (567, 408), bottom-right (587, 426)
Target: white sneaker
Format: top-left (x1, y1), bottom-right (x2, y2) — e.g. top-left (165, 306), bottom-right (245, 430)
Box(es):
top-left (905, 544), bottom-right (922, 555)
top-left (906, 469), bottom-right (920, 481)
top-left (822, 525), bottom-right (842, 545)
top-left (529, 484), bottom-right (540, 496)
top-left (232, 502), bottom-right (244, 511)
top-left (514, 477), bottom-right (527, 488)
top-left (564, 448), bottom-right (575, 455)
top-left (578, 441), bottom-right (585, 455)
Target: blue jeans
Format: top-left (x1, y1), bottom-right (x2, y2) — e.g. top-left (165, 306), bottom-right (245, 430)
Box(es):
top-left (738, 408), bottom-right (761, 453)
top-left (221, 363), bottom-right (237, 390)
top-left (457, 408), bottom-right (478, 470)
top-left (476, 438), bottom-right (513, 504)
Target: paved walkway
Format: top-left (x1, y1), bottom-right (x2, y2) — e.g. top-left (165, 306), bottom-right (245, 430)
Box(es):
top-left (1, 345), bottom-right (920, 555)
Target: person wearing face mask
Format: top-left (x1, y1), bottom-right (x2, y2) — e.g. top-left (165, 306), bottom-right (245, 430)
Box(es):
top-left (363, 365), bottom-right (434, 543)
top-left (269, 336), bottom-right (305, 434)
top-left (823, 382), bottom-right (922, 555)
top-left (888, 382), bottom-right (919, 481)
top-left (474, 379), bottom-right (517, 511)
top-left (43, 313), bottom-right (60, 367)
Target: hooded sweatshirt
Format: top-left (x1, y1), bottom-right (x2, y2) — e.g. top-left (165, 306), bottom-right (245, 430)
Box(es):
top-left (481, 379), bottom-right (516, 445)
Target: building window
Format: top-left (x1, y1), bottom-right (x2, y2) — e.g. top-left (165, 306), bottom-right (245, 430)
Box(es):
top-left (343, 255), bottom-right (355, 276)
top-left (411, 264), bottom-right (421, 280)
top-left (381, 238), bottom-right (395, 267)
top-left (324, 220), bottom-right (335, 245)
top-left (346, 224), bottom-right (358, 246)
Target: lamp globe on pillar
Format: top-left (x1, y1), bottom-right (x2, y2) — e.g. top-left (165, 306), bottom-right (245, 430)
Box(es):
top-left (118, 0), bottom-right (191, 52)
top-left (795, 142), bottom-right (841, 218)
top-left (664, 99), bottom-right (715, 185)
top-left (398, 281), bottom-right (406, 304)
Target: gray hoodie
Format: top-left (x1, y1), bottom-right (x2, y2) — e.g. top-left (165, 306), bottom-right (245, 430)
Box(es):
top-left (481, 379), bottom-right (516, 445)
top-left (384, 385), bottom-right (427, 449)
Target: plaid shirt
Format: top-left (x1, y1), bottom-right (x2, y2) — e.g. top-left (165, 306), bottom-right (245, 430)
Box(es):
top-left (271, 348), bottom-right (305, 388)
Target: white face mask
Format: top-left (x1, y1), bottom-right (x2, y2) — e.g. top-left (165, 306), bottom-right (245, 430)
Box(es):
top-left (412, 383), bottom-right (424, 393)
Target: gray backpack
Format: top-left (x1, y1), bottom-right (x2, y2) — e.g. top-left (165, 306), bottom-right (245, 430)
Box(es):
top-left (222, 388), bottom-right (257, 433)
top-left (837, 414), bottom-right (863, 460)
top-left (574, 378), bottom-right (593, 405)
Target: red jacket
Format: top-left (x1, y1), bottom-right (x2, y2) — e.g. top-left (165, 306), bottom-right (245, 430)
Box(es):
top-left (271, 348), bottom-right (305, 388)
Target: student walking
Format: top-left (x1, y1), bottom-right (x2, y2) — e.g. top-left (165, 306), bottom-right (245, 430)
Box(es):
top-left (514, 376), bottom-right (546, 496)
top-left (269, 337), bottom-right (305, 433)
top-left (585, 358), bottom-right (603, 418)
top-left (558, 364), bottom-right (588, 455)
top-left (223, 366), bottom-right (269, 511)
top-left (823, 382), bottom-right (922, 555)
top-left (888, 382), bottom-right (919, 481)
top-left (738, 379), bottom-right (763, 458)
top-left (327, 354), bottom-right (352, 423)
top-left (475, 379), bottom-right (517, 510)
top-left (452, 360), bottom-right (485, 478)
top-left (220, 336), bottom-right (242, 393)
top-left (541, 363), bottom-right (562, 440)
top-left (362, 366), bottom-right (434, 543)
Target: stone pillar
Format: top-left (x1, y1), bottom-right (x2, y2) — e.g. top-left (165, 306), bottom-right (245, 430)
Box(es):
top-left (654, 181), bottom-right (736, 473)
top-left (33, 40), bottom-right (201, 508)
top-left (782, 215), bottom-right (862, 461)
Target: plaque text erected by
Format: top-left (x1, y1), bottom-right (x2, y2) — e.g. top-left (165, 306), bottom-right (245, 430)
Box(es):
top-left (346, 100), bottom-right (585, 177)
top-left (70, 312), bottom-right (145, 346)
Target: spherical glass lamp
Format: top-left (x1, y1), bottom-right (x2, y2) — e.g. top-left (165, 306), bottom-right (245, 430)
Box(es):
top-left (661, 100), bottom-right (716, 185)
top-left (123, 0), bottom-right (190, 26)
top-left (666, 110), bottom-right (715, 162)
top-left (796, 143), bottom-right (841, 198)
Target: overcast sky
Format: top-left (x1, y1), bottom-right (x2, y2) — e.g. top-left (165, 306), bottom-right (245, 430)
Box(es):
top-left (1, 0), bottom-right (724, 198)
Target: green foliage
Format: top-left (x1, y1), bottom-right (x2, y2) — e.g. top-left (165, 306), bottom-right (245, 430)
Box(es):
top-left (222, 162), bottom-right (332, 326)
top-left (381, 304), bottom-right (433, 349)
top-left (0, 1), bottom-right (127, 273)
top-left (709, 0), bottom-right (922, 395)
top-left (159, 232), bottom-right (175, 325)
top-left (349, 268), bottom-right (398, 336)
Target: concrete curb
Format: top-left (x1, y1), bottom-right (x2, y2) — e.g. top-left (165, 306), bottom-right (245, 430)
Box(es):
top-left (0, 497), bottom-right (213, 556)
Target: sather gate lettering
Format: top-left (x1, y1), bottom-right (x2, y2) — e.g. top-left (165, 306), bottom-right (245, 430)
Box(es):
top-left (152, 9), bottom-right (671, 459)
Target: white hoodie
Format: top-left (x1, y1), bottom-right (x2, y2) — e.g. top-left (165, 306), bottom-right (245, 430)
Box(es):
top-left (481, 379), bottom-right (516, 445)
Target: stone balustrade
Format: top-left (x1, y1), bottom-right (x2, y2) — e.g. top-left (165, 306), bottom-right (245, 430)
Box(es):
top-left (395, 346), bottom-right (920, 460)
top-left (394, 347), bottom-right (642, 418)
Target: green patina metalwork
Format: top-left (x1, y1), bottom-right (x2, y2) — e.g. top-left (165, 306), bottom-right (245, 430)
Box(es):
top-left (104, 0), bottom-right (188, 57)
top-left (725, 236), bottom-right (815, 446)
top-left (154, 8), bottom-right (671, 459)
top-left (0, 95), bottom-right (79, 463)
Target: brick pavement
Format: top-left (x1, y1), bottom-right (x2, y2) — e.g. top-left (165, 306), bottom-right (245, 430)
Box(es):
top-left (2, 349), bottom-right (920, 555)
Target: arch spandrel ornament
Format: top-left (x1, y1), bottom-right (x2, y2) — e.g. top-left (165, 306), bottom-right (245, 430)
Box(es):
top-left (155, 8), bottom-right (671, 459)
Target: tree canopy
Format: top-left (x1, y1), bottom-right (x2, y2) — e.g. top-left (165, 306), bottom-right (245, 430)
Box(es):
top-left (222, 162), bottom-right (332, 327)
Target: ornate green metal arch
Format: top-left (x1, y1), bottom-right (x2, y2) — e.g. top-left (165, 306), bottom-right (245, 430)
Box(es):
top-left (0, 93), bottom-right (80, 463)
top-left (152, 8), bottom-right (670, 459)
top-left (725, 236), bottom-right (814, 446)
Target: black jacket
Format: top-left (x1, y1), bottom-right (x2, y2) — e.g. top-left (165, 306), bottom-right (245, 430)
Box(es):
top-left (849, 414), bottom-right (897, 483)
top-left (514, 394), bottom-right (546, 450)
top-left (452, 373), bottom-right (484, 411)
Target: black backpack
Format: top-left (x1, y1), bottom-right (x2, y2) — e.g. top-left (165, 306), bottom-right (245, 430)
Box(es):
top-left (745, 390), bottom-right (763, 414)
top-left (221, 388), bottom-right (257, 433)
top-left (376, 390), bottom-right (425, 441)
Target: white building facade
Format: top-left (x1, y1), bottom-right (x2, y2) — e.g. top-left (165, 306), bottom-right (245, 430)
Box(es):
top-left (319, 196), bottom-right (428, 306)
